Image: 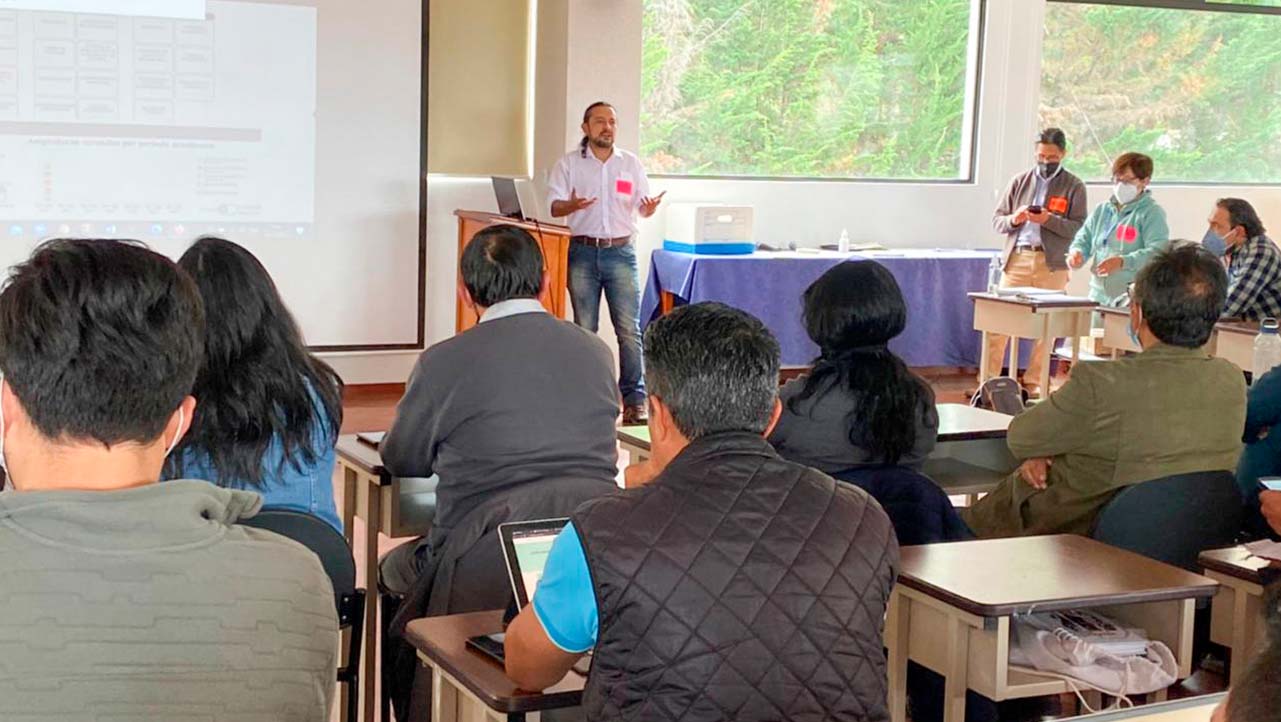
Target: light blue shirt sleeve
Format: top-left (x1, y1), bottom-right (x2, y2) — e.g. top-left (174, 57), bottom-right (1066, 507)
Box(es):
top-left (530, 522), bottom-right (598, 654)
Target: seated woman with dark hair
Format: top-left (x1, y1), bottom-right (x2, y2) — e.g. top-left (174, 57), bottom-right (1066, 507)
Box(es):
top-left (164, 236), bottom-right (344, 531)
top-left (770, 260), bottom-right (938, 471)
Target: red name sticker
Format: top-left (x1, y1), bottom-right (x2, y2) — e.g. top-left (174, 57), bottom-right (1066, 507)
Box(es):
top-left (1117, 224), bottom-right (1138, 243)
top-left (616, 179), bottom-right (634, 195)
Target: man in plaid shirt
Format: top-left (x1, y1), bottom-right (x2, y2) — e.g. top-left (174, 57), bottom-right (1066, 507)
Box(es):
top-left (1210, 198), bottom-right (1281, 320)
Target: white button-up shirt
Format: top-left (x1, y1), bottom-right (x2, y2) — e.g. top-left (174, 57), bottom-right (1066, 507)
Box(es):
top-left (547, 146), bottom-right (651, 238)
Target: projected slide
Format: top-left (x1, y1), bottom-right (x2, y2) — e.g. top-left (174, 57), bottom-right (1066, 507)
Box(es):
top-left (0, 1), bottom-right (316, 242)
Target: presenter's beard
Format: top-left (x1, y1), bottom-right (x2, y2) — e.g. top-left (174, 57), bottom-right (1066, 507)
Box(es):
top-left (591, 135), bottom-right (614, 150)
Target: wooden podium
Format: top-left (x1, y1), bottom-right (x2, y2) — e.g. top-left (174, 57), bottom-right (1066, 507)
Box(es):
top-left (454, 210), bottom-right (572, 332)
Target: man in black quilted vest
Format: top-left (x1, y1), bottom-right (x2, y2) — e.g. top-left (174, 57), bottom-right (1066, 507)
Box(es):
top-left (505, 301), bottom-right (900, 722)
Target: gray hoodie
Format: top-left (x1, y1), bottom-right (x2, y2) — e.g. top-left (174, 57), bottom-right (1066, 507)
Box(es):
top-left (0, 480), bottom-right (337, 721)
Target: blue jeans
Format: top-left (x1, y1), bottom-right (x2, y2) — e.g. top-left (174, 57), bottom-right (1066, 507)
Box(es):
top-left (568, 242), bottom-right (646, 406)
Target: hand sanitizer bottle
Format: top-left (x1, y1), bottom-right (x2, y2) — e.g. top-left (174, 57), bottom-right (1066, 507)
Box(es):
top-left (838, 228), bottom-right (850, 254)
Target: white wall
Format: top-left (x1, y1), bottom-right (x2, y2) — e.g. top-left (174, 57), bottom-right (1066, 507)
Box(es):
top-left (326, 0), bottom-right (1281, 382)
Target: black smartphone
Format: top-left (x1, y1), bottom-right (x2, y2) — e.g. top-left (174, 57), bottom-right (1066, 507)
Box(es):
top-left (1027, 205), bottom-right (1043, 215)
top-left (466, 633), bottom-right (506, 665)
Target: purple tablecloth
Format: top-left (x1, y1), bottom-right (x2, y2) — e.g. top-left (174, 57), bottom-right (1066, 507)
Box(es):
top-left (641, 249), bottom-right (1001, 367)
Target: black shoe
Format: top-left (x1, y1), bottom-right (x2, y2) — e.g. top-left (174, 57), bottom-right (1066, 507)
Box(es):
top-left (622, 404), bottom-right (648, 425)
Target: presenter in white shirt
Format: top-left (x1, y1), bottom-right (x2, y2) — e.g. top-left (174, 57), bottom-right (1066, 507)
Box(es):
top-left (548, 101), bottom-right (664, 424)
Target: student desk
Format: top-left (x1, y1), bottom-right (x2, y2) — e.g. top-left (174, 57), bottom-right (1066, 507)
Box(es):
top-left (1061, 694), bottom-right (1223, 722)
top-left (335, 435), bottom-right (437, 722)
top-left (970, 293), bottom-right (1097, 394)
top-left (405, 610), bottom-right (584, 722)
top-left (886, 535), bottom-right (1218, 722)
top-left (1095, 306), bottom-right (1143, 357)
top-left (1212, 320), bottom-right (1258, 373)
top-left (619, 403), bottom-right (1016, 500)
top-left (1092, 309), bottom-right (1255, 370)
top-left (1199, 546), bottom-right (1279, 685)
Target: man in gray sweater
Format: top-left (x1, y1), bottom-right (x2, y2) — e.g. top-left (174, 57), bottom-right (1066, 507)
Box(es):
top-left (380, 224), bottom-right (620, 593)
top-left (0, 239), bottom-right (337, 721)
top-left (986, 127), bottom-right (1089, 397)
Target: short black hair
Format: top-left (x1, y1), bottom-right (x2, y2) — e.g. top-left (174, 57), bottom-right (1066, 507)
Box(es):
top-left (1217, 197), bottom-right (1266, 239)
top-left (1226, 582), bottom-right (1281, 722)
top-left (460, 225), bottom-right (544, 308)
top-left (1037, 127), bottom-right (1067, 151)
top-left (1133, 243), bottom-right (1227, 348)
top-left (0, 238), bottom-right (203, 445)
top-left (643, 302), bottom-right (780, 440)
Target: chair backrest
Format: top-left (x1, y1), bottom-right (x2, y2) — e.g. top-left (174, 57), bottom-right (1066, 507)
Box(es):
top-left (1092, 470), bottom-right (1244, 571)
top-left (832, 466), bottom-right (974, 546)
top-left (241, 508), bottom-right (356, 606)
top-left (971, 376), bottom-right (1025, 416)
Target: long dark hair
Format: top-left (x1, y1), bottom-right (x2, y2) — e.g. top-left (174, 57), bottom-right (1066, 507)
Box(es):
top-left (789, 261), bottom-right (934, 465)
top-left (167, 237), bottom-right (343, 486)
top-left (579, 101), bottom-right (613, 157)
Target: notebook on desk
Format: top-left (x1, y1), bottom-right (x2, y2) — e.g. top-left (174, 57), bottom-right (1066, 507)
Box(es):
top-left (356, 431), bottom-right (385, 448)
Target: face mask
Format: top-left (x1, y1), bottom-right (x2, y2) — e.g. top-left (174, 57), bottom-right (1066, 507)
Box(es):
top-left (1038, 161), bottom-right (1061, 178)
top-left (0, 377), bottom-right (8, 476)
top-left (1202, 228), bottom-right (1229, 257)
top-left (1114, 182), bottom-right (1141, 205)
top-left (1127, 320), bottom-right (1141, 347)
top-left (165, 407), bottom-right (184, 457)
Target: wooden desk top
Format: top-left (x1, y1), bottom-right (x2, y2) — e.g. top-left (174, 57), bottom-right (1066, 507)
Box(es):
top-left (335, 435), bottom-right (391, 482)
top-left (968, 292), bottom-right (1098, 310)
top-left (617, 403), bottom-right (1011, 451)
top-left (934, 403), bottom-right (1012, 441)
top-left (1095, 305), bottom-right (1130, 317)
top-left (454, 210), bottom-right (572, 236)
top-left (1061, 694), bottom-right (1221, 722)
top-left (405, 610), bottom-right (584, 714)
top-left (1215, 319), bottom-right (1260, 337)
top-left (1199, 545), bottom-right (1281, 585)
top-left (899, 535), bottom-right (1219, 617)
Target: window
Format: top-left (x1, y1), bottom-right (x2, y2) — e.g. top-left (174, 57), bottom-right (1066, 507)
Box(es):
top-left (640, 0), bottom-right (983, 181)
top-left (1042, 1), bottom-right (1281, 184)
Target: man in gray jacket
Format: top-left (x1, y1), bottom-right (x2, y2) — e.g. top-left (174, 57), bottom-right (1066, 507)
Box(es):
top-left (985, 128), bottom-right (1089, 397)
top-left (0, 239), bottom-right (337, 721)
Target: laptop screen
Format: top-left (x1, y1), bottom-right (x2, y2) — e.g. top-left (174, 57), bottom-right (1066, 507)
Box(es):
top-left (498, 518), bottom-right (569, 607)
top-left (492, 176), bottom-right (524, 220)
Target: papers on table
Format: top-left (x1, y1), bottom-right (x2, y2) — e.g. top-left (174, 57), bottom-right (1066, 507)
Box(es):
top-left (994, 286), bottom-right (1059, 297)
top-left (1245, 539), bottom-right (1281, 562)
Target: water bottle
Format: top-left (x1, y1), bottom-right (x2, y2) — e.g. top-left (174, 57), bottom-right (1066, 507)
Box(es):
top-left (838, 228), bottom-right (850, 254)
top-left (987, 255), bottom-right (1002, 293)
top-left (1253, 318), bottom-right (1281, 380)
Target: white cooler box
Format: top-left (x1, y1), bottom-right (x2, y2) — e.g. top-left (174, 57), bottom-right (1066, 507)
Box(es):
top-left (663, 204), bottom-right (755, 255)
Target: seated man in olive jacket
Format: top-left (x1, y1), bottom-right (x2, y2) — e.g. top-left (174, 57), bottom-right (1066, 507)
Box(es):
top-left (963, 243), bottom-right (1245, 538)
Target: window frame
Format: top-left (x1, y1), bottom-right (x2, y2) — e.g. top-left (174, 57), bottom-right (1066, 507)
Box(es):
top-left (1048, 0), bottom-right (1281, 17)
top-left (1045, 0), bottom-right (1281, 187)
top-left (642, 0), bottom-right (989, 184)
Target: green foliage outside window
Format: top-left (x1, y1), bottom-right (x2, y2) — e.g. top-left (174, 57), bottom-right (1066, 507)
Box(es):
top-left (641, 0), bottom-right (979, 180)
top-left (1041, 3), bottom-right (1281, 183)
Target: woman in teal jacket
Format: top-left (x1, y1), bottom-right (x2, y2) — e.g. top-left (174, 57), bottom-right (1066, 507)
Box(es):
top-left (1068, 152), bottom-right (1170, 304)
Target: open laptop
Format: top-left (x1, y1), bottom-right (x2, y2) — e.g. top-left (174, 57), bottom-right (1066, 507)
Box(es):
top-left (492, 176), bottom-right (524, 221)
